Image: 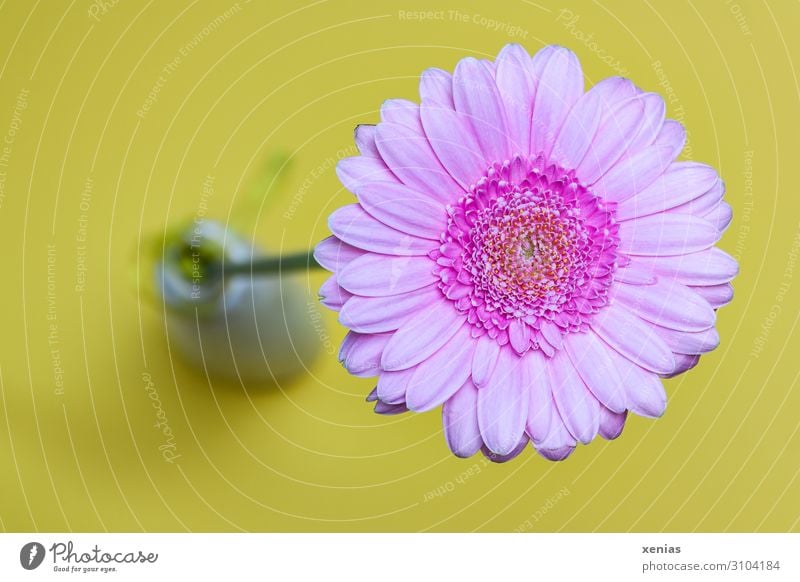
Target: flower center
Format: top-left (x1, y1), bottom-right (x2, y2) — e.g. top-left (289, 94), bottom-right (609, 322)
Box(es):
top-left (432, 155), bottom-right (620, 356)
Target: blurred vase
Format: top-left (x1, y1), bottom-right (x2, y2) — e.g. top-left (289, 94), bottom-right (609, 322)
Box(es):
top-left (156, 219), bottom-right (320, 384)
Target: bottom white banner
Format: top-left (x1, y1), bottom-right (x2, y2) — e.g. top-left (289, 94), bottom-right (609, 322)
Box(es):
top-left (0, 533), bottom-right (797, 581)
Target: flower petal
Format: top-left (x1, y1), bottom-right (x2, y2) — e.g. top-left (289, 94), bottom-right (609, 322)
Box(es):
top-left (614, 279), bottom-right (716, 332)
top-left (691, 283), bottom-right (734, 309)
top-left (591, 144), bottom-right (673, 204)
top-left (577, 96), bottom-right (645, 185)
top-left (530, 46), bottom-right (583, 157)
top-left (548, 350), bottom-right (600, 444)
top-left (338, 253), bottom-right (435, 297)
top-left (472, 334), bottom-right (501, 388)
top-left (375, 122), bottom-right (462, 202)
top-left (482, 436), bottom-right (529, 463)
top-left (376, 367), bottom-right (415, 404)
top-left (495, 43), bottom-right (536, 155)
top-left (442, 380), bottom-right (482, 458)
top-left (628, 93), bottom-right (666, 151)
top-left (314, 236), bottom-right (364, 272)
top-left (477, 348), bottom-right (529, 455)
top-left (420, 67), bottom-right (454, 108)
top-left (618, 213), bottom-right (719, 256)
top-left (337, 156), bottom-right (397, 192)
top-left (550, 77), bottom-right (634, 170)
top-left (406, 325), bottom-right (475, 411)
top-left (615, 162), bottom-right (720, 220)
top-left (523, 350), bottom-right (553, 443)
top-left (338, 285), bottom-right (442, 333)
top-left (338, 331), bottom-right (391, 377)
top-left (356, 182), bottom-right (446, 239)
top-left (564, 331), bottom-right (627, 413)
top-left (598, 406), bottom-right (627, 440)
top-left (641, 247), bottom-right (739, 286)
top-left (328, 204), bottom-right (433, 255)
top-left (654, 324), bottom-right (720, 354)
top-left (381, 299), bottom-right (465, 371)
top-left (420, 103), bottom-right (487, 189)
top-left (591, 302), bottom-right (675, 374)
top-left (380, 99), bottom-right (422, 131)
top-left (604, 346), bottom-right (667, 417)
top-left (654, 119), bottom-right (686, 159)
top-left (453, 57), bottom-right (510, 161)
top-left (354, 125), bottom-right (379, 157)
top-left (535, 403), bottom-right (577, 458)
top-left (319, 275), bottom-right (352, 311)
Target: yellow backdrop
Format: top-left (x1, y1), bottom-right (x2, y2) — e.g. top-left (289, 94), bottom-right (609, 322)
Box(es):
top-left (0, 0), bottom-right (797, 532)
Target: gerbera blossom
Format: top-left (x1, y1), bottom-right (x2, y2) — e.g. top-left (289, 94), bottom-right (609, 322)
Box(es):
top-left (315, 44), bottom-right (737, 462)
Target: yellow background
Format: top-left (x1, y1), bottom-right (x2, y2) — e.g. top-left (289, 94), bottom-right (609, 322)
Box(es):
top-left (0, 0), bottom-right (797, 532)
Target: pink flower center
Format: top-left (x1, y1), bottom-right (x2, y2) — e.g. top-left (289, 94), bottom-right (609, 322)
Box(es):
top-left (432, 155), bottom-right (620, 356)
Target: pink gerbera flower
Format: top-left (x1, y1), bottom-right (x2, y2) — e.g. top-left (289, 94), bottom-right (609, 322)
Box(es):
top-left (315, 44), bottom-right (737, 462)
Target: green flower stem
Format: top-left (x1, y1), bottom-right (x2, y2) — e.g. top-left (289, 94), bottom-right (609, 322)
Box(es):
top-left (211, 249), bottom-right (322, 277)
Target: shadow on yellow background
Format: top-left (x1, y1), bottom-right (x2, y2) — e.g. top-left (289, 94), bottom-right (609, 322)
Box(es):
top-left (0, 0), bottom-right (798, 531)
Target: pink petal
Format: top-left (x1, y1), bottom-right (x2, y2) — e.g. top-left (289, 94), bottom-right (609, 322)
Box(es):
top-left (530, 46), bottom-right (583, 157)
top-left (453, 57), bottom-right (510, 162)
top-left (314, 236), bottom-right (364, 272)
top-left (702, 202), bottom-right (733, 232)
top-left (592, 144), bottom-right (673, 204)
top-left (643, 247), bottom-right (738, 286)
top-left (577, 96), bottom-right (645, 185)
top-left (354, 125), bottom-right (379, 157)
top-left (614, 261), bottom-right (657, 285)
top-left (666, 353), bottom-right (700, 377)
top-left (328, 204), bottom-right (433, 256)
top-left (614, 279), bottom-right (716, 332)
top-left (338, 253), bottom-right (435, 297)
top-left (477, 348), bottom-right (529, 455)
top-left (380, 99), bottom-right (422, 132)
top-left (691, 283), bottom-right (734, 308)
top-left (591, 302), bottom-right (675, 374)
top-left (482, 436), bottom-right (529, 463)
top-left (356, 182), bottom-right (446, 239)
top-left (495, 43), bottom-right (536, 154)
top-left (616, 162), bottom-right (720, 220)
top-left (319, 275), bottom-right (352, 311)
top-left (339, 331), bottom-right (391, 377)
top-left (598, 406), bottom-right (627, 440)
top-left (669, 179), bottom-right (724, 216)
top-left (535, 403), bottom-right (577, 455)
top-left (374, 401), bottom-right (408, 415)
top-left (375, 122), bottom-right (461, 202)
top-left (442, 380), bottom-right (482, 458)
top-left (376, 367), bottom-right (415, 404)
top-left (618, 213), bottom-right (719, 256)
top-left (564, 331), bottom-right (627, 413)
top-left (550, 77), bottom-right (629, 169)
top-left (366, 388), bottom-right (378, 402)
top-left (420, 103), bottom-right (487, 189)
top-left (381, 299), bottom-right (465, 371)
top-left (548, 350), bottom-right (599, 444)
top-left (472, 334), bottom-right (501, 388)
top-left (535, 444), bottom-right (576, 462)
top-left (523, 350), bottom-right (552, 443)
top-left (628, 93), bottom-right (666, 151)
top-left (604, 346), bottom-right (667, 417)
top-left (653, 119), bottom-right (686, 159)
top-left (508, 319), bottom-right (531, 354)
top-left (655, 325), bottom-right (720, 354)
top-left (420, 67), bottom-right (454, 108)
top-left (337, 156), bottom-right (397, 192)
top-left (338, 285), bottom-right (442, 333)
top-left (406, 325), bottom-right (475, 411)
